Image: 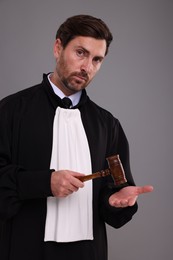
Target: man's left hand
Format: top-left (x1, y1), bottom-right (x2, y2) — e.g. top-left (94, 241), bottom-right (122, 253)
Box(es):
top-left (109, 185), bottom-right (154, 208)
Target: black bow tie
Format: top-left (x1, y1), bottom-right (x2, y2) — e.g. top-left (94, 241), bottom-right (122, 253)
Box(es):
top-left (62, 97), bottom-right (72, 108)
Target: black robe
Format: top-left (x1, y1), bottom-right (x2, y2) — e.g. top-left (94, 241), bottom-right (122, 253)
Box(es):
top-left (0, 74), bottom-right (138, 260)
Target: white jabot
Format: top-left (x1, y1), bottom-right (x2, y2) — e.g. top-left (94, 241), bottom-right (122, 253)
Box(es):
top-left (44, 107), bottom-right (93, 242)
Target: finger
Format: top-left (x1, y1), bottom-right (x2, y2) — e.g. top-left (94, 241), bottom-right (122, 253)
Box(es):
top-left (71, 177), bottom-right (85, 188)
top-left (69, 185), bottom-right (79, 193)
top-left (66, 182), bottom-right (79, 192)
top-left (109, 197), bottom-right (119, 207)
top-left (137, 185), bottom-right (154, 195)
top-left (120, 199), bottom-right (128, 207)
top-left (71, 171), bottom-right (86, 178)
top-left (70, 173), bottom-right (85, 188)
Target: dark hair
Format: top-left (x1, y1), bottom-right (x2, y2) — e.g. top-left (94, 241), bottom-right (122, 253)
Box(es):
top-left (56, 15), bottom-right (113, 55)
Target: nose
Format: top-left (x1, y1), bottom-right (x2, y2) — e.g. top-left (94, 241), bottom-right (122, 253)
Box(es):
top-left (80, 58), bottom-right (92, 74)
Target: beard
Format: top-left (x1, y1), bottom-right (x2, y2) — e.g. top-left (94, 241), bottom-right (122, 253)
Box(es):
top-left (62, 71), bottom-right (89, 90)
top-left (56, 66), bottom-right (90, 94)
top-left (55, 52), bottom-right (90, 94)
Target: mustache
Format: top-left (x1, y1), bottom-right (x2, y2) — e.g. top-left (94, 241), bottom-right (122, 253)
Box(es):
top-left (71, 71), bottom-right (89, 81)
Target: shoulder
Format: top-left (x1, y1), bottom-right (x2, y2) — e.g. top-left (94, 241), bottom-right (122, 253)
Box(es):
top-left (0, 83), bottom-right (43, 111)
top-left (0, 83), bottom-right (46, 123)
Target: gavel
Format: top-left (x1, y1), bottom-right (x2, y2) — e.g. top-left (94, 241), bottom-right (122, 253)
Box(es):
top-left (77, 154), bottom-right (128, 187)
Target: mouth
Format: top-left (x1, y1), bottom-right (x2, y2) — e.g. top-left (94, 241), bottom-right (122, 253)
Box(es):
top-left (73, 75), bottom-right (87, 82)
top-left (72, 72), bottom-right (89, 83)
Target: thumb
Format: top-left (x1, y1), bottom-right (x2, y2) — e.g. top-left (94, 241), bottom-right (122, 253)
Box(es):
top-left (137, 185), bottom-right (154, 195)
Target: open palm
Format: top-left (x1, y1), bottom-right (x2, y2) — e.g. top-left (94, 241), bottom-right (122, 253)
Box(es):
top-left (109, 185), bottom-right (153, 208)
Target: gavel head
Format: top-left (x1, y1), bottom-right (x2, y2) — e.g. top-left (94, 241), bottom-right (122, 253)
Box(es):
top-left (106, 154), bottom-right (127, 186)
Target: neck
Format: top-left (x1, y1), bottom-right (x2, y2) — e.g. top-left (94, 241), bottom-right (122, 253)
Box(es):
top-left (50, 72), bottom-right (75, 96)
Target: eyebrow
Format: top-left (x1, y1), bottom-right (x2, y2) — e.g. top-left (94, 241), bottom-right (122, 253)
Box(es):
top-left (76, 45), bottom-right (105, 60)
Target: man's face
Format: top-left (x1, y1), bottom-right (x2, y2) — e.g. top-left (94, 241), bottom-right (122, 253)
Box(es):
top-left (53, 36), bottom-right (106, 96)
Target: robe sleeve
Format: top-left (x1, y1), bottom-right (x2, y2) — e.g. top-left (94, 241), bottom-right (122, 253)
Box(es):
top-left (99, 185), bottom-right (138, 228)
top-left (0, 98), bottom-right (52, 220)
top-left (99, 119), bottom-right (138, 228)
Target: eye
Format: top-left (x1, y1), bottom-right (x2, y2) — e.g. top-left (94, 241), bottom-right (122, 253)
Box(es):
top-left (76, 49), bottom-right (85, 57)
top-left (93, 56), bottom-right (103, 64)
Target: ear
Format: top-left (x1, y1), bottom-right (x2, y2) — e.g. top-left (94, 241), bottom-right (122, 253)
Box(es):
top-left (53, 38), bottom-right (63, 58)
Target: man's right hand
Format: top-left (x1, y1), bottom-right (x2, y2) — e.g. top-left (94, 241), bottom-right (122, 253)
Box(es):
top-left (50, 170), bottom-right (85, 197)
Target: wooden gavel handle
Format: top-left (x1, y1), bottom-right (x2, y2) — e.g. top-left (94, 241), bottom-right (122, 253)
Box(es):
top-left (76, 154), bottom-right (128, 187)
top-left (77, 168), bottom-right (110, 182)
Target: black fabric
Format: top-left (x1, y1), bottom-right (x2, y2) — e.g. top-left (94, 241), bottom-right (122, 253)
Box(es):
top-left (62, 97), bottom-right (72, 108)
top-left (0, 73), bottom-right (138, 260)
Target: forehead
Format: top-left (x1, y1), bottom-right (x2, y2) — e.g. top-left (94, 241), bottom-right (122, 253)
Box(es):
top-left (66, 36), bottom-right (107, 57)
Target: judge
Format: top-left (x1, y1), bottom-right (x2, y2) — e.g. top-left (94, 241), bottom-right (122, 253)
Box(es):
top-left (0, 15), bottom-right (153, 260)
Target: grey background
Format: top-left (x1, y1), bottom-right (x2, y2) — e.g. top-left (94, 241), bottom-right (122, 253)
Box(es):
top-left (0, 0), bottom-right (172, 259)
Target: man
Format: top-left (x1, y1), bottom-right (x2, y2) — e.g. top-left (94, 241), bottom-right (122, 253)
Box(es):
top-left (0, 15), bottom-right (153, 260)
